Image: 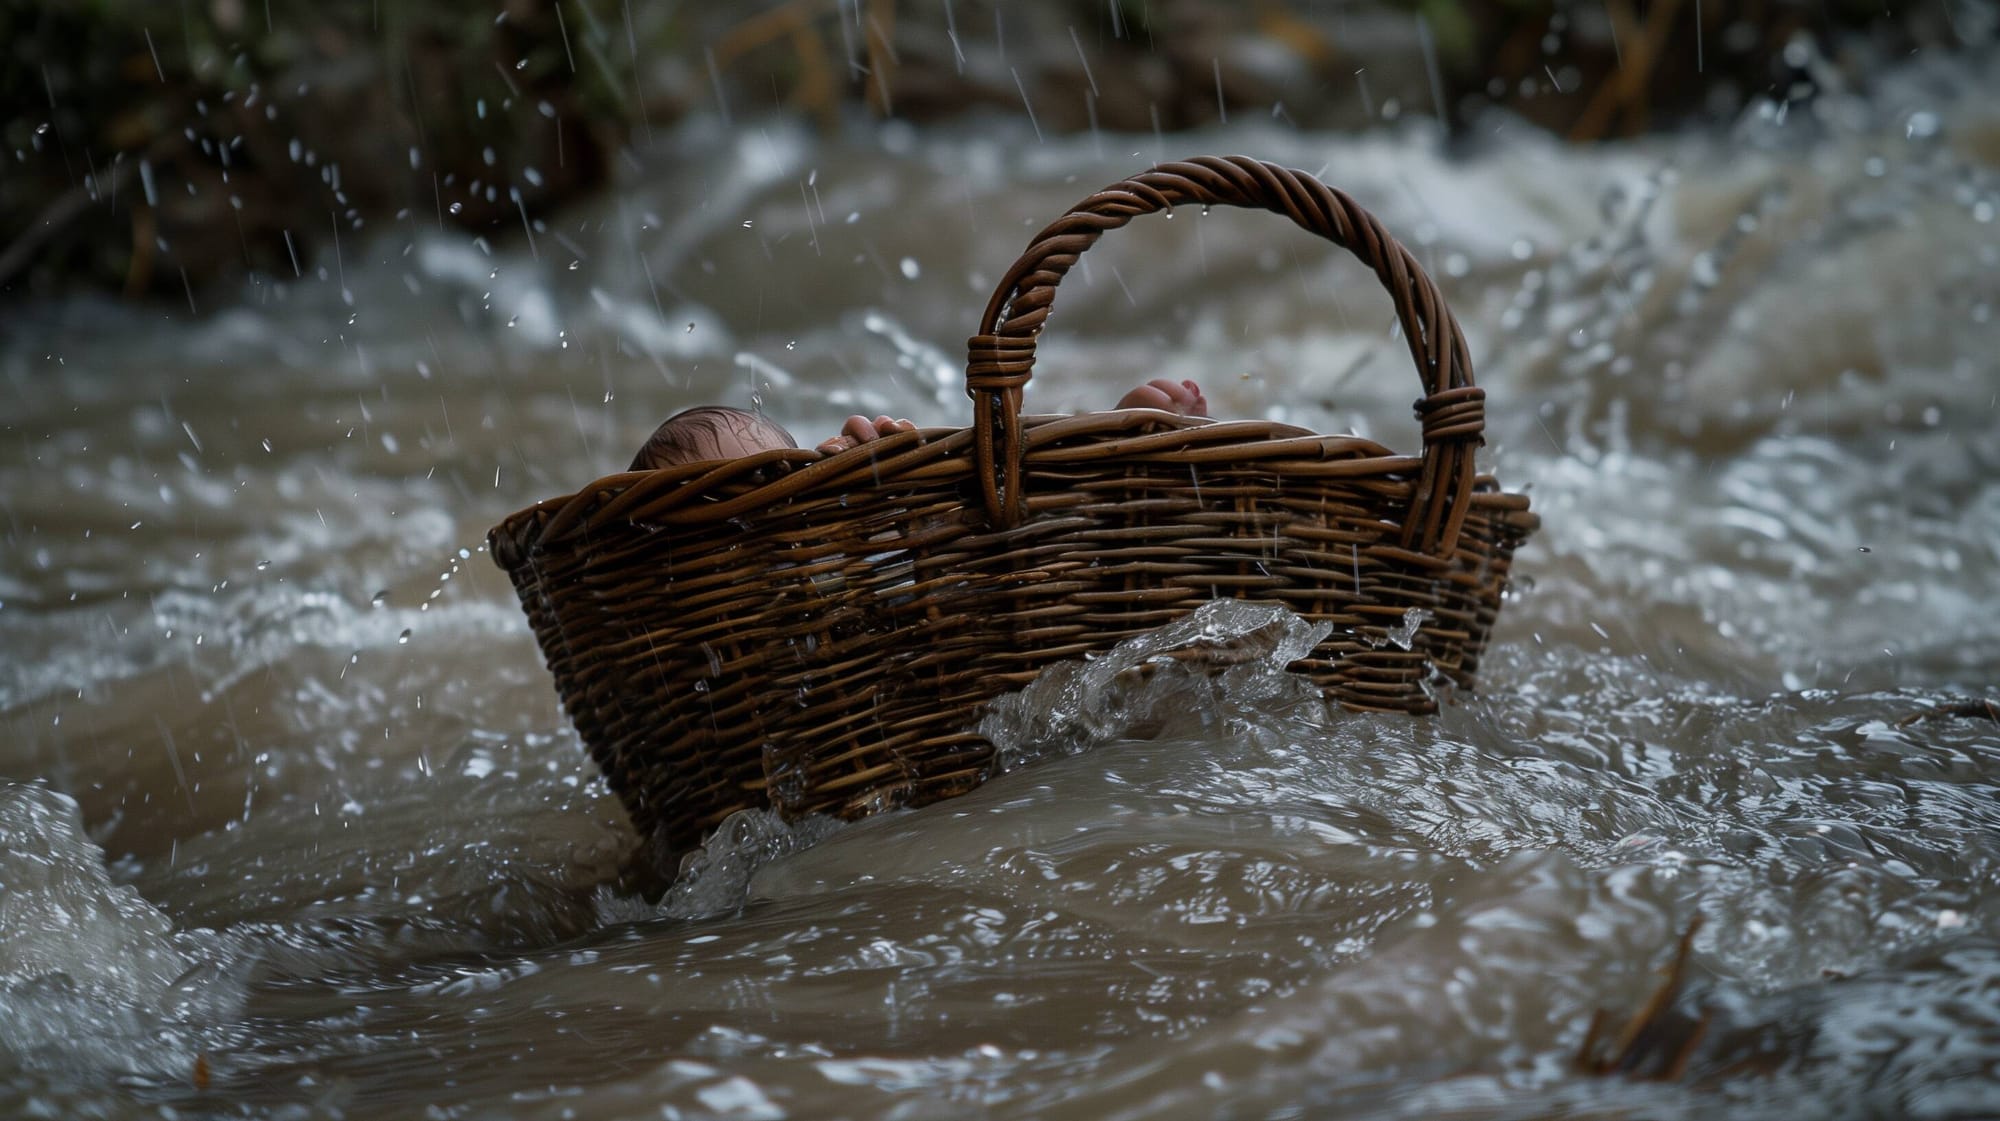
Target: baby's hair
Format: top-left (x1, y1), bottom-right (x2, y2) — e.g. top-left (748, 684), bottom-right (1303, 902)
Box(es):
top-left (630, 406), bottom-right (797, 470)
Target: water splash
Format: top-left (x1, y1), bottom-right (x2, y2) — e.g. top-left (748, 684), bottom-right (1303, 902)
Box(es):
top-left (979, 599), bottom-right (1334, 766)
top-left (0, 785), bottom-right (238, 1079)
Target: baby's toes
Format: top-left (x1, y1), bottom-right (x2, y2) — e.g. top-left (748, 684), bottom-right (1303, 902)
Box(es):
top-left (1117, 382), bottom-right (1173, 411)
top-left (1179, 379), bottom-right (1209, 418)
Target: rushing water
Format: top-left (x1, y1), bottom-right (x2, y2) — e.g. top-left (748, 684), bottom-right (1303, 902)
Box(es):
top-left (3, 49), bottom-right (1999, 1121)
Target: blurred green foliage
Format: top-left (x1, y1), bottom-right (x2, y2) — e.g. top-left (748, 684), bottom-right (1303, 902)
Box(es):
top-left (1, 0), bottom-right (663, 296)
top-left (3, 0), bottom-right (1984, 302)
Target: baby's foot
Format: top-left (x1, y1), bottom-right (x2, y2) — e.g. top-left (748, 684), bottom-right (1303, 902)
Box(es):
top-left (1116, 378), bottom-right (1208, 418)
top-left (816, 414), bottom-right (916, 454)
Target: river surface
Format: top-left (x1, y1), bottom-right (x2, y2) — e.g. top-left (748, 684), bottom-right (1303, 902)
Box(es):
top-left (3, 49), bottom-right (1999, 1121)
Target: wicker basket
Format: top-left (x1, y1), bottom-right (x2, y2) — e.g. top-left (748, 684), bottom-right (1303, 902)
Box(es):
top-left (490, 156), bottom-right (1538, 867)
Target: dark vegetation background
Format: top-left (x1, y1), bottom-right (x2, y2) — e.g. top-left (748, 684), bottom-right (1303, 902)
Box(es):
top-left (3, 0), bottom-right (1992, 304)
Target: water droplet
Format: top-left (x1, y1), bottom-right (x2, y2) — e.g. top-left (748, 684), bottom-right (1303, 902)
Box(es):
top-left (741, 219), bottom-right (754, 228)
top-left (686, 322), bottom-right (696, 333)
top-left (398, 629), bottom-right (412, 645)
top-left (1858, 546), bottom-right (1872, 553)
top-left (785, 340), bottom-right (797, 350)
top-left (371, 590), bottom-right (390, 605)
top-left (1386, 607), bottom-right (1432, 650)
top-left (255, 559), bottom-right (271, 571)
top-left (448, 201), bottom-right (464, 215)
top-left (1689, 252), bottom-right (1721, 288)
top-left (899, 257), bottom-right (920, 280)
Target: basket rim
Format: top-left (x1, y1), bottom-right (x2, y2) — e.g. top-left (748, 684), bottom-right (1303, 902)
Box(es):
top-left (488, 409), bottom-right (1457, 554)
top-left (965, 156), bottom-right (1486, 556)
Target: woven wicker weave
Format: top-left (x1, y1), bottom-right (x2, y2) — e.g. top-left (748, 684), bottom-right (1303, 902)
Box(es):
top-left (490, 156), bottom-right (1538, 867)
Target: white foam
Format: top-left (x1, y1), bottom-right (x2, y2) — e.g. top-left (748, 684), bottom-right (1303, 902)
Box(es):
top-left (0, 784), bottom-right (234, 1078)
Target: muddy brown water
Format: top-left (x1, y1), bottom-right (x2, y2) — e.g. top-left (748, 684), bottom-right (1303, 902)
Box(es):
top-left (3, 54), bottom-right (1999, 1120)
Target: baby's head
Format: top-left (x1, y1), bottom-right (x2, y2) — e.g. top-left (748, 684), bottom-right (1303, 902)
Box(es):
top-left (630, 407), bottom-right (796, 470)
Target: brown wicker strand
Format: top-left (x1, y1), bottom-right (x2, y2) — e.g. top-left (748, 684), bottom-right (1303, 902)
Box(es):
top-left (492, 155), bottom-right (1537, 870)
top-left (967, 155), bottom-right (1482, 555)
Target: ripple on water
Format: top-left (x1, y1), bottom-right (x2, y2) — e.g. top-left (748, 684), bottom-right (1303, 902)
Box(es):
top-left (2, 44), bottom-right (1998, 1121)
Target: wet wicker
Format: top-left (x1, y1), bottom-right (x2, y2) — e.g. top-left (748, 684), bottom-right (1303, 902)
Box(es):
top-left (490, 156), bottom-right (1538, 867)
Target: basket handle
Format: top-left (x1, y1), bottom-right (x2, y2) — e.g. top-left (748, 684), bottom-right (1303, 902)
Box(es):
top-left (966, 155), bottom-right (1485, 556)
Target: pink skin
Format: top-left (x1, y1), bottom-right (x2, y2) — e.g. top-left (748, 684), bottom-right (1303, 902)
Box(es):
top-left (815, 414), bottom-right (919, 454)
top-left (814, 379), bottom-right (1208, 454)
top-left (1114, 378), bottom-right (1208, 417)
